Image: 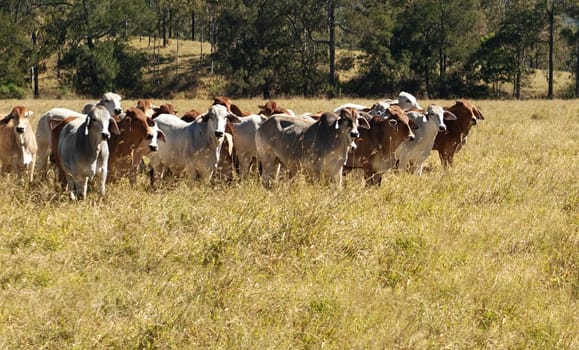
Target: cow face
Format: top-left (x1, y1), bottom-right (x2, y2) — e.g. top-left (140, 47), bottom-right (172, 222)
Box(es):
top-left (1, 106), bottom-right (34, 146)
top-left (86, 105), bottom-right (120, 140)
top-left (203, 104), bottom-right (240, 139)
top-left (335, 108), bottom-right (371, 149)
top-left (384, 105), bottom-right (416, 142)
top-left (425, 104), bottom-right (457, 133)
top-left (99, 92), bottom-right (124, 118)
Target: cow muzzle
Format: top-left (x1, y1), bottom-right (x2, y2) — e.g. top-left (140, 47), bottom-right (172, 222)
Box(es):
top-left (350, 130), bottom-right (359, 138)
top-left (114, 108), bottom-right (124, 117)
top-left (101, 132), bottom-right (110, 140)
top-left (408, 133), bottom-right (416, 141)
top-left (149, 145), bottom-right (158, 151)
top-left (438, 125), bottom-right (447, 132)
top-left (471, 117), bottom-right (478, 125)
top-left (215, 131), bottom-right (224, 138)
top-left (16, 126), bottom-right (25, 134)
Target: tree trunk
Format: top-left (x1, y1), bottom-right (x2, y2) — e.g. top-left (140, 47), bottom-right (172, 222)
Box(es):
top-left (31, 30), bottom-right (39, 98)
top-left (191, 10), bottom-right (195, 41)
top-left (575, 37), bottom-right (579, 97)
top-left (547, 1), bottom-right (555, 99)
top-left (327, 1), bottom-right (336, 98)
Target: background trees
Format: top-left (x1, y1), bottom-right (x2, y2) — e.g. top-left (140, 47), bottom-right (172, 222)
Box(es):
top-left (0, 0), bottom-right (577, 99)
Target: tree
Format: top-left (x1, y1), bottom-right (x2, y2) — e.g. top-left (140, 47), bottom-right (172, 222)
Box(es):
top-left (0, 10), bottom-right (31, 98)
top-left (560, 5), bottom-right (579, 97)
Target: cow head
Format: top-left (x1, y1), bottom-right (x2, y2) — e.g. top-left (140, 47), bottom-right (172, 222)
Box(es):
top-left (423, 104), bottom-right (457, 133)
top-left (203, 104), bottom-right (241, 139)
top-left (327, 108), bottom-right (371, 149)
top-left (445, 99), bottom-right (485, 134)
top-left (98, 92), bottom-right (124, 118)
top-left (136, 99), bottom-right (159, 118)
top-left (384, 105), bottom-right (416, 142)
top-left (397, 91), bottom-right (422, 110)
top-left (124, 107), bottom-right (164, 151)
top-left (85, 105), bottom-right (120, 140)
top-left (152, 103), bottom-right (178, 119)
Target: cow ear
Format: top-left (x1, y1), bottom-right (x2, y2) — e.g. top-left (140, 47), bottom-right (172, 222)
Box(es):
top-left (109, 117), bottom-right (120, 135)
top-left (227, 113), bottom-right (242, 123)
top-left (85, 115), bottom-right (91, 135)
top-left (387, 118), bottom-right (398, 128)
top-left (357, 116), bottom-right (371, 129)
top-left (0, 114), bottom-right (13, 125)
top-left (157, 129), bottom-right (166, 143)
top-left (25, 111), bottom-right (33, 118)
top-left (409, 119), bottom-right (419, 130)
top-left (473, 106), bottom-right (485, 120)
top-left (443, 111), bottom-right (457, 121)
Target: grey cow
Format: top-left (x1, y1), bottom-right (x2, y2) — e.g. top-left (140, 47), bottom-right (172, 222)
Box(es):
top-left (255, 108), bottom-right (370, 188)
top-left (56, 105), bottom-right (119, 200)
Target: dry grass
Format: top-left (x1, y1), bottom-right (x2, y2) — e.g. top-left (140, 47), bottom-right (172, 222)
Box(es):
top-left (0, 98), bottom-right (577, 349)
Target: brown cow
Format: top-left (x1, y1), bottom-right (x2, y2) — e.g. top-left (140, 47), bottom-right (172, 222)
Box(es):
top-left (345, 105), bottom-right (417, 186)
top-left (136, 99), bottom-right (158, 118)
top-left (258, 100), bottom-right (294, 117)
top-left (0, 106), bottom-right (38, 182)
top-left (213, 96), bottom-right (249, 117)
top-left (108, 107), bottom-right (165, 184)
top-left (152, 103), bottom-right (179, 119)
top-left (433, 99), bottom-right (485, 167)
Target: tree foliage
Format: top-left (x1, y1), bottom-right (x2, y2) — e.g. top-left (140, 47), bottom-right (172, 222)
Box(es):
top-left (0, 0), bottom-right (577, 98)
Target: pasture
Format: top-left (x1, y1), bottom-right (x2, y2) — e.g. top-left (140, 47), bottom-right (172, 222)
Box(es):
top-left (0, 98), bottom-right (577, 349)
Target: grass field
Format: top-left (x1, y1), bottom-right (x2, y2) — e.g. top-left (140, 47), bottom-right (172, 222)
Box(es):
top-left (0, 98), bottom-right (577, 349)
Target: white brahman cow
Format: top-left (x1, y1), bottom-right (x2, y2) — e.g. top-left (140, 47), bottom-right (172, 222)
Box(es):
top-left (149, 104), bottom-right (241, 185)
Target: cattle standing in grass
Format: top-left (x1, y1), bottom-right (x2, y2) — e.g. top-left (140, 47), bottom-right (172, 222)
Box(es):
top-left (345, 105), bottom-right (416, 185)
top-left (149, 104), bottom-right (241, 184)
top-left (256, 107), bottom-right (370, 188)
top-left (57, 105), bottom-right (119, 200)
top-left (36, 92), bottom-right (125, 180)
top-left (228, 113), bottom-right (268, 179)
top-left (395, 105), bottom-right (457, 175)
top-left (0, 106), bottom-right (37, 182)
top-left (107, 107), bottom-right (165, 184)
top-left (433, 99), bottom-right (485, 167)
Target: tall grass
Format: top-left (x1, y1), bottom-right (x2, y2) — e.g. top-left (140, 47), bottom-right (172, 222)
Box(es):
top-left (0, 99), bottom-right (577, 349)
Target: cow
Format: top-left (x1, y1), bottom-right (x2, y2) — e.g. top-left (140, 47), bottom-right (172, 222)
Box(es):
top-left (255, 107), bottom-right (370, 188)
top-left (345, 105), bottom-right (417, 186)
top-left (257, 100), bottom-right (295, 117)
top-left (395, 105), bottom-right (457, 175)
top-left (334, 91), bottom-right (423, 115)
top-left (152, 103), bottom-right (179, 119)
top-left (49, 116), bottom-right (81, 188)
top-left (149, 104), bottom-right (241, 185)
top-left (136, 99), bottom-right (159, 118)
top-left (228, 113), bottom-right (268, 178)
top-left (0, 106), bottom-right (38, 182)
top-left (433, 99), bottom-right (485, 167)
top-left (81, 92), bottom-right (125, 118)
top-left (36, 107), bottom-right (85, 179)
top-left (36, 92), bottom-right (125, 180)
top-left (213, 95), bottom-right (249, 117)
top-left (56, 105), bottom-right (120, 200)
top-left (107, 107), bottom-right (165, 184)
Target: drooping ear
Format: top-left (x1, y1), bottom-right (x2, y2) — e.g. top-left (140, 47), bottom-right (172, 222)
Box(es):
top-left (0, 114), bottom-right (13, 126)
top-left (157, 129), bottom-right (166, 143)
top-left (358, 111), bottom-right (373, 121)
top-left (227, 113), bottom-right (242, 123)
top-left (473, 106), bottom-right (485, 120)
top-left (387, 118), bottom-right (398, 128)
top-left (84, 115), bottom-right (91, 135)
top-left (109, 117), bottom-right (120, 135)
top-left (357, 116), bottom-right (371, 129)
top-left (25, 111), bottom-right (34, 118)
top-left (443, 111), bottom-right (457, 121)
top-left (408, 118), bottom-right (419, 130)
top-left (223, 132), bottom-right (234, 156)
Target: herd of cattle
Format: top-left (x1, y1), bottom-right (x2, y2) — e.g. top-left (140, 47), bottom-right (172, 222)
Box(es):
top-left (0, 92), bottom-right (485, 199)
